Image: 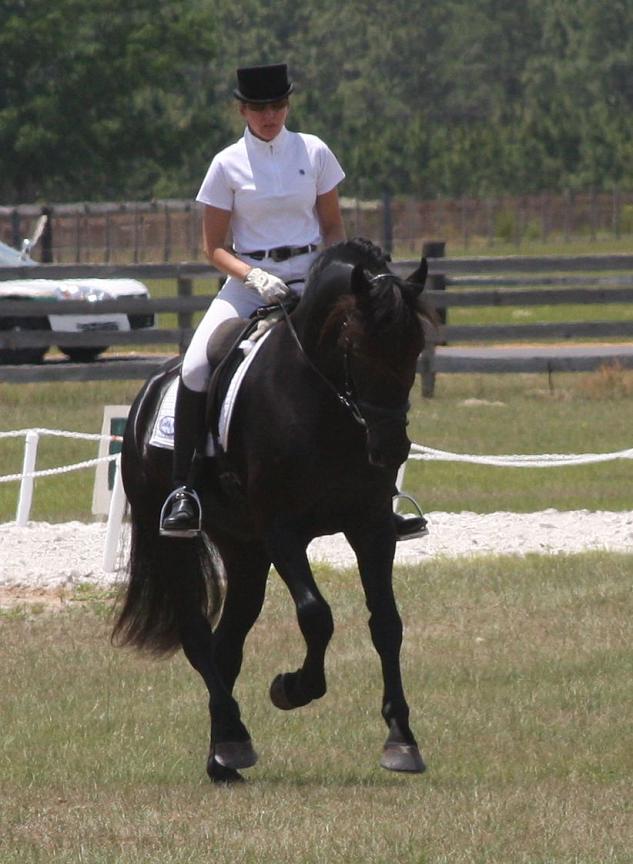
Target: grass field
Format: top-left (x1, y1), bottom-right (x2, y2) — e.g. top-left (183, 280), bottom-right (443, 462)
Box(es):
top-left (1, 553), bottom-right (631, 863)
top-left (1, 367), bottom-right (632, 522)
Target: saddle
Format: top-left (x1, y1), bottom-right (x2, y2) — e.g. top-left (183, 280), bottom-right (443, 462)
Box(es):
top-left (203, 298), bottom-right (298, 495)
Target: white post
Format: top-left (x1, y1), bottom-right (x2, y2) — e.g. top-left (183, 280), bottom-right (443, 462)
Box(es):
top-left (16, 430), bottom-right (39, 526)
top-left (102, 455), bottom-right (127, 572)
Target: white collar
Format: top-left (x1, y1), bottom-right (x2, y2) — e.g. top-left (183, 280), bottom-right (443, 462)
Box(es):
top-left (244, 125), bottom-right (289, 154)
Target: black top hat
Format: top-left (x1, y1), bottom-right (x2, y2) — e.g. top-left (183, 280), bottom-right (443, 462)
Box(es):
top-left (234, 63), bottom-right (294, 103)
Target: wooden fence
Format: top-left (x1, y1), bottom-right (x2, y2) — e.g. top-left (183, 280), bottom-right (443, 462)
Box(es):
top-left (4, 190), bottom-right (633, 263)
top-left (2, 253), bottom-right (633, 393)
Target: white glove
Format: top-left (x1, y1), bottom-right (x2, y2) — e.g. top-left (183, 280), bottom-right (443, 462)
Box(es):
top-left (244, 267), bottom-right (291, 303)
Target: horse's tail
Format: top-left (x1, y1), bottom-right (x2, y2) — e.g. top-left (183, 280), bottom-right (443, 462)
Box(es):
top-left (111, 358), bottom-right (223, 655)
top-left (111, 497), bottom-right (223, 655)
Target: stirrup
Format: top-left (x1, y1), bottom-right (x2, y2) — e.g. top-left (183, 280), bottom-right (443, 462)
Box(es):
top-left (393, 492), bottom-right (429, 541)
top-left (159, 486), bottom-right (202, 538)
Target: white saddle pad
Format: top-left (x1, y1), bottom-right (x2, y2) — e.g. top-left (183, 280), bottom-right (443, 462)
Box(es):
top-left (149, 328), bottom-right (272, 455)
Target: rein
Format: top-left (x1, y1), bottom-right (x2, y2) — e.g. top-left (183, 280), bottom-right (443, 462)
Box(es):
top-left (277, 299), bottom-right (409, 431)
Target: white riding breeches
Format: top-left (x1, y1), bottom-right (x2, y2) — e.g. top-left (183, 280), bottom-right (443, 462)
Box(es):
top-left (180, 250), bottom-right (318, 392)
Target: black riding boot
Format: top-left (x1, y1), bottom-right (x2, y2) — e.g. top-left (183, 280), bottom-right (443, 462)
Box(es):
top-left (160, 379), bottom-right (207, 538)
top-left (394, 511), bottom-right (429, 540)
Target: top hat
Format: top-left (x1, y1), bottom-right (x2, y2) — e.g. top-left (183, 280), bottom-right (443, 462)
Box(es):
top-left (234, 63), bottom-right (294, 103)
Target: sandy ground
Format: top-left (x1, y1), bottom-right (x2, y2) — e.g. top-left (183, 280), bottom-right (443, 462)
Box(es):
top-left (1, 510), bottom-right (632, 607)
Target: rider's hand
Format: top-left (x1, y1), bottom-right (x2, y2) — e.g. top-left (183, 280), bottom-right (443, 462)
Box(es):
top-left (244, 268), bottom-right (291, 303)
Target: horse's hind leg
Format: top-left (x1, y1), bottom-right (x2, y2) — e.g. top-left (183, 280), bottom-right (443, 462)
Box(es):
top-left (266, 532), bottom-right (334, 710)
top-left (176, 594), bottom-right (259, 782)
top-left (212, 539), bottom-right (270, 689)
top-left (345, 522), bottom-right (425, 774)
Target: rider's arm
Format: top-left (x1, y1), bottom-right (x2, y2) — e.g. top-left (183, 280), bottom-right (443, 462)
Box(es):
top-left (202, 204), bottom-right (289, 302)
top-left (202, 205), bottom-right (252, 280)
top-left (316, 188), bottom-right (346, 247)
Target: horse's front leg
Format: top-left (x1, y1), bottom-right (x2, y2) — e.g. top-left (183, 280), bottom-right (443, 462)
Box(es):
top-left (345, 519), bottom-right (426, 774)
top-left (265, 529), bottom-right (334, 710)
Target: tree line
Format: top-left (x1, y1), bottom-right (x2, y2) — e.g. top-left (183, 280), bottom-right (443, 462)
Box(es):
top-left (2, 0), bottom-right (633, 204)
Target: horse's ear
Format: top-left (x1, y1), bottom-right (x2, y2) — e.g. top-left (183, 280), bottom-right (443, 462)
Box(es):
top-left (406, 257), bottom-right (428, 295)
top-left (350, 262), bottom-right (372, 298)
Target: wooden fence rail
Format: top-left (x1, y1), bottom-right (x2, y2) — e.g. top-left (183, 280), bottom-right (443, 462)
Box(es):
top-left (2, 255), bottom-right (633, 391)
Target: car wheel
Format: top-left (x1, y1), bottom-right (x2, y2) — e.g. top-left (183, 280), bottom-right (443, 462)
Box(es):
top-left (59, 346), bottom-right (107, 362)
top-left (0, 317), bottom-right (49, 364)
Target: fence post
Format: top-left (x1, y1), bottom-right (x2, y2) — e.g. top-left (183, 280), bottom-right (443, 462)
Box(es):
top-left (40, 206), bottom-right (53, 263)
top-left (177, 276), bottom-right (194, 354)
top-left (423, 240), bottom-right (446, 325)
top-left (16, 430), bottom-right (39, 526)
top-left (382, 191), bottom-right (393, 255)
top-left (420, 240), bottom-right (446, 399)
top-left (10, 208), bottom-right (21, 248)
top-left (163, 203), bottom-right (171, 263)
top-left (103, 455), bottom-right (126, 573)
top-left (612, 185), bottom-right (620, 239)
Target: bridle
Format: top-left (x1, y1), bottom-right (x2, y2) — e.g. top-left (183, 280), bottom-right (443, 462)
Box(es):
top-left (277, 283), bottom-right (410, 433)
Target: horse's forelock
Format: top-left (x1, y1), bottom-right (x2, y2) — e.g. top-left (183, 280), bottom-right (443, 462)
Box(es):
top-left (308, 239), bottom-right (422, 350)
top-left (318, 273), bottom-right (419, 351)
top-left (361, 273), bottom-right (418, 338)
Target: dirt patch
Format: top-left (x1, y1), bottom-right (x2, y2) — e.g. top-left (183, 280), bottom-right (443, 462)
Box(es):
top-left (1, 512), bottom-right (633, 609)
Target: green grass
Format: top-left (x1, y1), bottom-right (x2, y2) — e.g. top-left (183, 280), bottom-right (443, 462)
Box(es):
top-left (2, 368), bottom-right (633, 521)
top-left (405, 369), bottom-right (633, 512)
top-left (1, 553), bottom-right (631, 862)
top-left (449, 301), bottom-right (633, 331)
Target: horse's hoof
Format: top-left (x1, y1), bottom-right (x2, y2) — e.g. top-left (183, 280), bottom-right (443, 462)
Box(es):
top-left (207, 756), bottom-right (244, 784)
top-left (269, 673), bottom-right (296, 710)
top-left (213, 740), bottom-right (258, 770)
top-left (380, 743), bottom-right (426, 773)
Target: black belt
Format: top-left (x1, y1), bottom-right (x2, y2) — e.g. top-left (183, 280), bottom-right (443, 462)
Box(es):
top-left (239, 244), bottom-right (317, 262)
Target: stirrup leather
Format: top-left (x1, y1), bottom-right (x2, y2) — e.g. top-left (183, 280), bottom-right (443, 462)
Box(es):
top-left (159, 486), bottom-right (202, 538)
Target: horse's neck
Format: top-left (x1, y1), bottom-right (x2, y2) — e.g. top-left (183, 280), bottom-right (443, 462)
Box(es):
top-left (292, 264), bottom-right (352, 354)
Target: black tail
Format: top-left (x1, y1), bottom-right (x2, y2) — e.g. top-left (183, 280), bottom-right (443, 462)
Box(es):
top-left (111, 497), bottom-right (223, 656)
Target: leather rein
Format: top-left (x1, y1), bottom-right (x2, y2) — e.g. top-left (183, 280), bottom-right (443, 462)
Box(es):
top-left (274, 278), bottom-right (410, 431)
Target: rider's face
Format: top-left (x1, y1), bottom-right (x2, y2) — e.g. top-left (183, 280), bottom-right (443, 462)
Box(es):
top-left (239, 99), bottom-right (289, 142)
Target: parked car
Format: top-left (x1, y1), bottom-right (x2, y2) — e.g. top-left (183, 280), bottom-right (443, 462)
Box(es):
top-left (0, 217), bottom-right (154, 364)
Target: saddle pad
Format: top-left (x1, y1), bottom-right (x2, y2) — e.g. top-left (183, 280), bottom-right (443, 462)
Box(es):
top-left (149, 328), bottom-right (273, 454)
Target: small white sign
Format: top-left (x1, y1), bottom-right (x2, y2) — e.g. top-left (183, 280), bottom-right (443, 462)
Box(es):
top-left (92, 405), bottom-right (130, 516)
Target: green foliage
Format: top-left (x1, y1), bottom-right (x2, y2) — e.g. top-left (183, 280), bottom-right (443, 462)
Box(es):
top-left (2, 0), bottom-right (633, 203)
top-left (0, 0), bottom-right (231, 201)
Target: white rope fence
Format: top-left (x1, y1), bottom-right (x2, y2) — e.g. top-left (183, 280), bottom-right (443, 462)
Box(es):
top-left (0, 429), bottom-right (122, 529)
top-left (409, 443), bottom-right (633, 469)
top-left (1, 427), bottom-right (633, 571)
top-left (0, 428), bottom-right (121, 483)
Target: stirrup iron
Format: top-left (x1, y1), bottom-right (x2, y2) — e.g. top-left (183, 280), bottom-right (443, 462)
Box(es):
top-left (159, 487), bottom-right (202, 538)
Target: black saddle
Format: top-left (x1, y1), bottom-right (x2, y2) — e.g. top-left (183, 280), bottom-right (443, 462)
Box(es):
top-left (204, 299), bottom-right (298, 449)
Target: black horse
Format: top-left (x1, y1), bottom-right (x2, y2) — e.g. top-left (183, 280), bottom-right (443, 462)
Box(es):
top-left (112, 239), bottom-right (433, 782)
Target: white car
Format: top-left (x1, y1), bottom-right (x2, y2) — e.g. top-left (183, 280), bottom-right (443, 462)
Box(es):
top-left (0, 218), bottom-right (154, 364)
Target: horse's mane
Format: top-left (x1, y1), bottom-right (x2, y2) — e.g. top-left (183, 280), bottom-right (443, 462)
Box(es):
top-left (305, 238), bottom-right (392, 289)
top-left (305, 239), bottom-right (422, 348)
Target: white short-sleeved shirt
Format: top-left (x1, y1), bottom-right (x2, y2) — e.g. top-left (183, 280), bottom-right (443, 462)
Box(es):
top-left (196, 126), bottom-right (345, 252)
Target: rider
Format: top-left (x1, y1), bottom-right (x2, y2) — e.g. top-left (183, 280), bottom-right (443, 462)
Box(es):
top-left (160, 63), bottom-right (428, 541)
